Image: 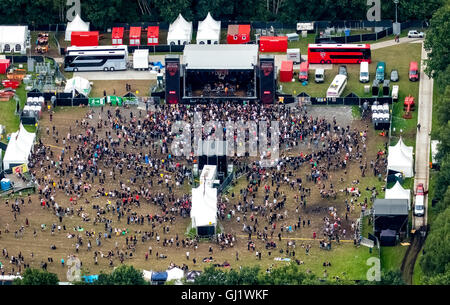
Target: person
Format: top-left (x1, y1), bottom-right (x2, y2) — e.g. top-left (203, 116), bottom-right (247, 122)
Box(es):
top-left (417, 123), bottom-right (421, 131)
top-left (186, 251), bottom-right (190, 260)
top-left (61, 258), bottom-right (64, 267)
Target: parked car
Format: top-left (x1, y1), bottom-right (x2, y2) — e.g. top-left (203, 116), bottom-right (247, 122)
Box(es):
top-left (414, 183), bottom-right (425, 217)
top-left (416, 183), bottom-right (424, 195)
top-left (338, 65), bottom-right (347, 77)
top-left (390, 69), bottom-right (399, 82)
top-left (409, 61), bottom-right (419, 81)
top-left (408, 30), bottom-right (424, 38)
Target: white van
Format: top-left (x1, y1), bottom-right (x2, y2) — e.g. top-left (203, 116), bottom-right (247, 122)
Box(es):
top-left (414, 195), bottom-right (425, 217)
top-left (315, 69), bottom-right (325, 83)
top-left (327, 74), bottom-right (347, 98)
top-left (359, 61), bottom-right (369, 83)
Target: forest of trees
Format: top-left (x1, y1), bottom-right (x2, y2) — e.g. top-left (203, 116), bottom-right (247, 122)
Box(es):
top-left (0, 0), bottom-right (443, 29)
top-left (419, 0), bottom-right (450, 285)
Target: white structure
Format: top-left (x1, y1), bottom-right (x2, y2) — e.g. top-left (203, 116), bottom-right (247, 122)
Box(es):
top-left (387, 137), bottom-right (414, 178)
top-left (65, 14), bottom-right (90, 41)
top-left (133, 49), bottom-right (149, 70)
top-left (0, 26), bottom-right (29, 54)
top-left (199, 165), bottom-right (218, 188)
top-left (191, 183), bottom-right (217, 234)
top-left (196, 12), bottom-right (221, 45)
top-left (166, 267), bottom-right (185, 285)
top-left (385, 181), bottom-right (411, 209)
top-left (64, 76), bottom-right (91, 97)
top-left (167, 14), bottom-right (192, 45)
top-left (3, 124), bottom-right (36, 170)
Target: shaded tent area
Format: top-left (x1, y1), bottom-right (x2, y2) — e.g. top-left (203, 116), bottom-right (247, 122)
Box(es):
top-left (0, 26), bottom-right (28, 54)
top-left (122, 92), bottom-right (139, 105)
top-left (373, 198), bottom-right (409, 246)
top-left (2, 124), bottom-right (35, 170)
top-left (387, 137), bottom-right (414, 178)
top-left (196, 12), bottom-right (221, 45)
top-left (167, 14), bottom-right (192, 45)
top-left (64, 76), bottom-right (91, 97)
top-left (185, 270), bottom-right (202, 282)
top-left (166, 267), bottom-right (184, 285)
top-left (65, 14), bottom-right (90, 41)
top-left (151, 271), bottom-right (168, 285)
top-left (385, 181), bottom-right (411, 210)
top-left (191, 184), bottom-right (217, 237)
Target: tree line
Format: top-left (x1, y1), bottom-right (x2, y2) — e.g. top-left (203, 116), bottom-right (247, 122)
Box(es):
top-left (0, 0), bottom-right (443, 30)
top-left (419, 0), bottom-right (450, 285)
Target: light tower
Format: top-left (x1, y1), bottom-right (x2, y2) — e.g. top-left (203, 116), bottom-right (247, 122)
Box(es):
top-left (393, 0), bottom-right (401, 35)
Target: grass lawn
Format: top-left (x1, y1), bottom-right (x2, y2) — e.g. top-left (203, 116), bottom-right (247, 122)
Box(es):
top-left (380, 245), bottom-right (408, 272)
top-left (412, 250), bottom-right (425, 285)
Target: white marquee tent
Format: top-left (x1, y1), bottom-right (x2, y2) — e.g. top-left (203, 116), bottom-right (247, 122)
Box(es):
top-left (65, 14), bottom-right (90, 41)
top-left (64, 76), bottom-right (91, 97)
top-left (385, 181), bottom-right (411, 209)
top-left (387, 137), bottom-right (414, 177)
top-left (196, 12), bottom-right (221, 45)
top-left (0, 26), bottom-right (28, 54)
top-left (167, 14), bottom-right (192, 45)
top-left (191, 184), bottom-right (217, 233)
top-left (3, 124), bottom-right (36, 170)
top-left (166, 267), bottom-right (184, 285)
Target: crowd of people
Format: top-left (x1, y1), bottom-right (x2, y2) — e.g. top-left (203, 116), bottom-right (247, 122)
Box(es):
top-left (0, 101), bottom-right (387, 277)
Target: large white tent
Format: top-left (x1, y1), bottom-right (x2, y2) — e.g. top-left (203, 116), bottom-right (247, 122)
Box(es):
top-left (3, 124), bottom-right (35, 170)
top-left (0, 26), bottom-right (28, 54)
top-left (167, 14), bottom-right (192, 45)
top-left (385, 181), bottom-right (411, 209)
top-left (166, 267), bottom-right (184, 285)
top-left (64, 76), bottom-right (91, 97)
top-left (196, 12), bottom-right (221, 45)
top-left (191, 184), bottom-right (217, 233)
top-left (387, 137), bottom-right (414, 177)
top-left (65, 14), bottom-right (90, 41)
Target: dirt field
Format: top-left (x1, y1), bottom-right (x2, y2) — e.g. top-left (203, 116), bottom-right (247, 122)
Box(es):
top-left (0, 105), bottom-right (388, 281)
top-left (89, 80), bottom-right (156, 98)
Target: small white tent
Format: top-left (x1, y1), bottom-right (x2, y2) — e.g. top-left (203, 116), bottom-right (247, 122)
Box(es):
top-left (65, 14), bottom-right (90, 41)
top-left (385, 181), bottom-right (411, 209)
top-left (0, 26), bottom-right (28, 54)
top-left (3, 124), bottom-right (36, 170)
top-left (387, 137), bottom-right (414, 177)
top-left (167, 14), bottom-right (192, 45)
top-left (196, 12), bottom-right (221, 45)
top-left (64, 76), bottom-right (91, 97)
top-left (166, 267), bottom-right (184, 285)
top-left (191, 184), bottom-right (217, 235)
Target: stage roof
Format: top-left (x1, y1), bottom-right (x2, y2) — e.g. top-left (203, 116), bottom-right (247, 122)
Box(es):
top-left (184, 44), bottom-right (258, 70)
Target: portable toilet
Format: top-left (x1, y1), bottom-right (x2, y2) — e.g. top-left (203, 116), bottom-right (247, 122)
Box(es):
top-left (112, 27), bottom-right (124, 45)
top-left (1, 178), bottom-right (11, 191)
top-left (129, 27), bottom-right (142, 46)
top-left (147, 26), bottom-right (159, 45)
top-left (392, 85), bottom-right (399, 102)
top-left (372, 79), bottom-right (379, 96)
top-left (383, 80), bottom-right (390, 96)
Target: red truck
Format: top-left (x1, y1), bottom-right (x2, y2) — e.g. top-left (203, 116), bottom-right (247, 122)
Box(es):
top-left (298, 61), bottom-right (309, 82)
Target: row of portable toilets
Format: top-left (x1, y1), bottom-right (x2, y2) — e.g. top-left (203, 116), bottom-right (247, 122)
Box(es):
top-left (371, 102), bottom-right (390, 124)
top-left (22, 96), bottom-right (45, 119)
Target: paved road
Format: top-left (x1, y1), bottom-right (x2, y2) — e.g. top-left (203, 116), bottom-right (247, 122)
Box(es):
top-left (371, 37), bottom-right (423, 50)
top-left (413, 42), bottom-right (433, 230)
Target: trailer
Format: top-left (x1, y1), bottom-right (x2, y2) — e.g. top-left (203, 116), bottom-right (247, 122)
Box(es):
top-left (259, 36), bottom-right (288, 53)
top-left (71, 31), bottom-right (99, 47)
top-left (133, 49), bottom-right (149, 70)
top-left (286, 49), bottom-right (300, 64)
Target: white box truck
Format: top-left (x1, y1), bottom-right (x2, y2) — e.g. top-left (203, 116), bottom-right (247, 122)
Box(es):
top-left (315, 69), bottom-right (325, 83)
top-left (287, 48), bottom-right (301, 64)
top-left (133, 49), bottom-right (149, 70)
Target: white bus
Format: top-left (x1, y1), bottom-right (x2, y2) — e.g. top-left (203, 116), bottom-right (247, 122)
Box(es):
top-left (64, 45), bottom-right (129, 72)
top-left (326, 74), bottom-right (347, 98)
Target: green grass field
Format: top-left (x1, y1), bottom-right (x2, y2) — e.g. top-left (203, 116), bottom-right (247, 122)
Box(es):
top-left (380, 245), bottom-right (408, 272)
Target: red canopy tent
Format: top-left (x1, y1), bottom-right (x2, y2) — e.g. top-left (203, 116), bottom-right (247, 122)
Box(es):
top-left (147, 26), bottom-right (159, 45)
top-left (71, 31), bottom-right (99, 46)
top-left (227, 24), bottom-right (250, 44)
top-left (129, 27), bottom-right (141, 46)
top-left (112, 27), bottom-right (124, 45)
top-left (279, 60), bottom-right (293, 82)
top-left (0, 59), bottom-right (10, 74)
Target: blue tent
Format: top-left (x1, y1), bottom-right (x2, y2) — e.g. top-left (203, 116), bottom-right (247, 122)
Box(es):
top-left (151, 272), bottom-right (168, 282)
top-left (83, 275), bottom-right (99, 283)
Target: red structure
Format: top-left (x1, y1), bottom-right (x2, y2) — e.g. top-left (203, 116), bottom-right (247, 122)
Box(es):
top-left (2, 80), bottom-right (20, 89)
top-left (308, 43), bottom-right (371, 64)
top-left (403, 95), bottom-right (415, 119)
top-left (129, 27), bottom-right (142, 46)
top-left (0, 59), bottom-right (10, 74)
top-left (147, 26), bottom-right (159, 45)
top-left (112, 27), bottom-right (124, 45)
top-left (227, 24), bottom-right (251, 44)
top-left (71, 31), bottom-right (99, 46)
top-left (279, 61), bottom-right (293, 82)
top-left (259, 36), bottom-right (288, 53)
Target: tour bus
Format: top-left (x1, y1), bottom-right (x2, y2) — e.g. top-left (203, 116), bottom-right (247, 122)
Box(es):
top-left (307, 43), bottom-right (371, 64)
top-left (409, 61), bottom-right (419, 81)
top-left (359, 61), bottom-right (369, 83)
top-left (64, 45), bottom-right (129, 72)
top-left (326, 74), bottom-right (347, 98)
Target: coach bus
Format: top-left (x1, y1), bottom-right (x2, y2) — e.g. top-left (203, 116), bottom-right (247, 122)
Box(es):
top-left (64, 45), bottom-right (128, 72)
top-left (326, 74), bottom-right (347, 98)
top-left (307, 44), bottom-right (371, 64)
